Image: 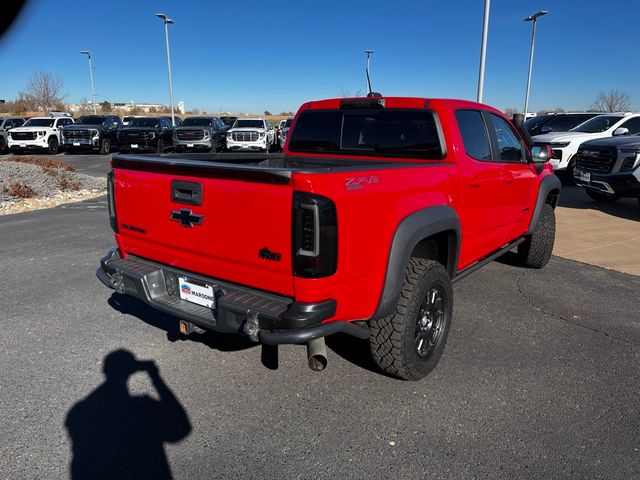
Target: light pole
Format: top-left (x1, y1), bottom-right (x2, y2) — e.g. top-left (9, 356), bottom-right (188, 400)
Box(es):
top-left (156, 13), bottom-right (175, 126)
top-left (365, 49), bottom-right (374, 96)
top-left (79, 51), bottom-right (97, 114)
top-left (523, 10), bottom-right (548, 117)
top-left (476, 0), bottom-right (490, 103)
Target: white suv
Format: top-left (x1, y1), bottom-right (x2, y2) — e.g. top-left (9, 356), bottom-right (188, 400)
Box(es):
top-left (532, 113), bottom-right (640, 176)
top-left (226, 118), bottom-right (275, 152)
top-left (8, 116), bottom-right (74, 154)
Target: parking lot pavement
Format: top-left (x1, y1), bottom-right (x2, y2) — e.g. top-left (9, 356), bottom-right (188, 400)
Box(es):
top-left (554, 186), bottom-right (640, 276)
top-left (1, 199), bottom-right (639, 479)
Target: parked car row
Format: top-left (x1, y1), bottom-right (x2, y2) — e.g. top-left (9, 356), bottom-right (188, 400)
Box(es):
top-left (527, 112), bottom-right (640, 205)
top-left (0, 114), bottom-right (288, 155)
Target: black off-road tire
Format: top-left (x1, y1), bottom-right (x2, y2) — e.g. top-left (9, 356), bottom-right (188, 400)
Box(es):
top-left (99, 138), bottom-right (111, 155)
top-left (585, 188), bottom-right (620, 204)
top-left (47, 137), bottom-right (59, 155)
top-left (518, 203), bottom-right (555, 268)
top-left (369, 258), bottom-right (453, 381)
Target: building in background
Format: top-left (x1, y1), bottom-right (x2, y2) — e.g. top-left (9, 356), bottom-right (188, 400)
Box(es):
top-left (68, 100), bottom-right (185, 114)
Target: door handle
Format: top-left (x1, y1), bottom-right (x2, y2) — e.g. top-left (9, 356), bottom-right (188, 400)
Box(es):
top-left (172, 180), bottom-right (202, 205)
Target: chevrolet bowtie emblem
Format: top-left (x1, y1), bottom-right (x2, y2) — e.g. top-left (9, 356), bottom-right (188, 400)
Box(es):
top-left (170, 209), bottom-right (204, 227)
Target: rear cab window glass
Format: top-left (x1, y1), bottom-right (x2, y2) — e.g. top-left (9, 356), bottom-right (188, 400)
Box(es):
top-left (455, 110), bottom-right (491, 161)
top-left (288, 109), bottom-right (443, 159)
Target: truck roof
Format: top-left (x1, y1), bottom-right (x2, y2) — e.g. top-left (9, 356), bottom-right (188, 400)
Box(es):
top-left (300, 97), bottom-right (505, 116)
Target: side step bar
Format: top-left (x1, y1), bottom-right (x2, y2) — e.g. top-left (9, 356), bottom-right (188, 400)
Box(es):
top-left (452, 237), bottom-right (525, 284)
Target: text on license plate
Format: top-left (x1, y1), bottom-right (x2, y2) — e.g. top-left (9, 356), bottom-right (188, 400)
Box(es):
top-left (575, 169), bottom-right (591, 183)
top-left (179, 277), bottom-right (215, 309)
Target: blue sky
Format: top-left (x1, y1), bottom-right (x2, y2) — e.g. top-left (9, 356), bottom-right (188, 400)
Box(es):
top-left (1, 0), bottom-right (638, 114)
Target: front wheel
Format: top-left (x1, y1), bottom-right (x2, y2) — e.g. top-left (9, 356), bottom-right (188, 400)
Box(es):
top-left (585, 188), bottom-right (620, 204)
top-left (518, 203), bottom-right (555, 268)
top-left (370, 258), bottom-right (453, 381)
top-left (99, 138), bottom-right (111, 155)
top-left (47, 137), bottom-right (59, 155)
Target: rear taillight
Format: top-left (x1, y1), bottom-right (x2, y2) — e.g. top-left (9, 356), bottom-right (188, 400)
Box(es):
top-left (292, 192), bottom-right (337, 278)
top-left (107, 171), bottom-right (118, 233)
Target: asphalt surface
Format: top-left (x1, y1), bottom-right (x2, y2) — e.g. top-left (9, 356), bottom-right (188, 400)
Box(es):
top-left (1, 188), bottom-right (639, 479)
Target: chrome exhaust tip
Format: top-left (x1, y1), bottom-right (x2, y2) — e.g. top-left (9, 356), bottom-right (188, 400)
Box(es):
top-left (306, 338), bottom-right (328, 372)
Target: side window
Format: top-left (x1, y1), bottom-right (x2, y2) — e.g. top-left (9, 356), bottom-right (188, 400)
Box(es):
top-left (487, 113), bottom-right (524, 163)
top-left (619, 117), bottom-right (640, 135)
top-left (455, 110), bottom-right (491, 161)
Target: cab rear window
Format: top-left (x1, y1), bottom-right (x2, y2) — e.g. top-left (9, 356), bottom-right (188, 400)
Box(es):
top-left (288, 109), bottom-right (443, 159)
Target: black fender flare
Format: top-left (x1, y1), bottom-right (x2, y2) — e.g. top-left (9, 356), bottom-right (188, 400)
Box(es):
top-left (372, 205), bottom-right (460, 320)
top-left (527, 174), bottom-right (561, 235)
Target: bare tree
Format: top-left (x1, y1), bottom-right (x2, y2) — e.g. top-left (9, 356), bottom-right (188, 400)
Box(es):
top-left (13, 91), bottom-right (36, 114)
top-left (78, 98), bottom-right (91, 115)
top-left (503, 107), bottom-right (519, 118)
top-left (589, 89), bottom-right (631, 112)
top-left (339, 87), bottom-right (363, 98)
top-left (26, 71), bottom-right (66, 114)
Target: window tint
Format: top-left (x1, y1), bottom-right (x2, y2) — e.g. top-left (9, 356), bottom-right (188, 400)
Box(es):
top-left (455, 110), bottom-right (491, 161)
top-left (572, 115), bottom-right (623, 133)
top-left (544, 115), bottom-right (586, 132)
top-left (289, 109), bottom-right (443, 159)
top-left (619, 117), bottom-right (640, 134)
top-left (288, 111), bottom-right (342, 152)
top-left (488, 114), bottom-right (524, 162)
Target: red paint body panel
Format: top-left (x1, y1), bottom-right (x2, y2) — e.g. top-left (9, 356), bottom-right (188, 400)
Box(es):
top-left (113, 169), bottom-right (295, 296)
top-left (112, 97), bottom-right (556, 324)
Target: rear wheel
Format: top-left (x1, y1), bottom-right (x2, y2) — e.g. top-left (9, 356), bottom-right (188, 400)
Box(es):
top-left (99, 138), bottom-right (111, 155)
top-left (518, 203), bottom-right (555, 268)
top-left (47, 137), bottom-right (59, 155)
top-left (585, 188), bottom-right (620, 204)
top-left (370, 258), bottom-right (453, 381)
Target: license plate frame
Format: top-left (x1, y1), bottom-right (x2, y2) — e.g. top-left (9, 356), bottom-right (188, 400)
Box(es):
top-left (575, 169), bottom-right (591, 183)
top-left (178, 277), bottom-right (215, 309)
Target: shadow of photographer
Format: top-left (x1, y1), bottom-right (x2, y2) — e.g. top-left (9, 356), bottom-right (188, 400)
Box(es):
top-left (65, 350), bottom-right (191, 479)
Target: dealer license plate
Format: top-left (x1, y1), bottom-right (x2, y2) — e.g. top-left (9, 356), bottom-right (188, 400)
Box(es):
top-left (20, 143), bottom-right (26, 148)
top-left (73, 142), bottom-right (80, 146)
top-left (575, 169), bottom-right (590, 183)
top-left (131, 144), bottom-right (138, 149)
top-left (187, 143), bottom-right (194, 148)
top-left (179, 277), bottom-right (215, 309)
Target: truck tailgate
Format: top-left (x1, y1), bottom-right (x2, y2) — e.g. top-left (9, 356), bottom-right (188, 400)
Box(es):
top-left (112, 157), bottom-right (295, 297)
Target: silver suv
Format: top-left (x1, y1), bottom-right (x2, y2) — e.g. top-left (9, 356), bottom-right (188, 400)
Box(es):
top-left (0, 116), bottom-right (26, 153)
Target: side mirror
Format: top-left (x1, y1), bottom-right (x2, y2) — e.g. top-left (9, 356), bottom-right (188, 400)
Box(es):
top-left (613, 127), bottom-right (629, 136)
top-left (540, 125), bottom-right (552, 134)
top-left (531, 145), bottom-right (551, 163)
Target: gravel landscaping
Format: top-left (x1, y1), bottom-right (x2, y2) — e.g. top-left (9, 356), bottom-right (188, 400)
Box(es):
top-left (0, 156), bottom-right (106, 215)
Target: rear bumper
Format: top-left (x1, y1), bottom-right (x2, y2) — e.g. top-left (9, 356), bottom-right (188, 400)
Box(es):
top-left (97, 248), bottom-right (366, 344)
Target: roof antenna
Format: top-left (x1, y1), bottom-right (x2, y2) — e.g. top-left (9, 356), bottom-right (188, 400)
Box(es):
top-left (365, 49), bottom-right (374, 96)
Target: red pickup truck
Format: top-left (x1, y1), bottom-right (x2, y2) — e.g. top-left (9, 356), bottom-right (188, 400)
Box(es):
top-left (97, 97), bottom-right (560, 380)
